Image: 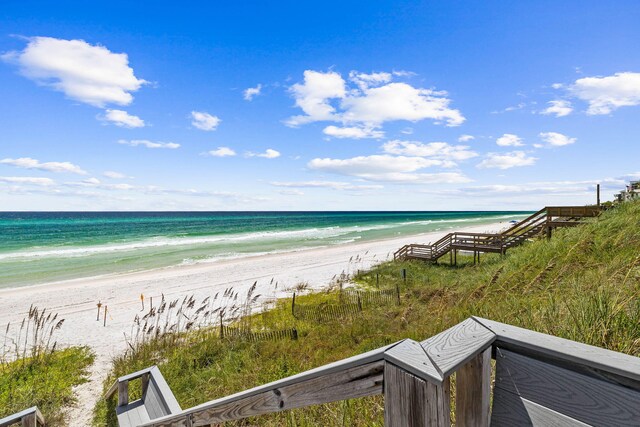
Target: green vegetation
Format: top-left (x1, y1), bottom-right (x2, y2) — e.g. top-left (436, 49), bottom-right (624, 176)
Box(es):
top-left (1, 306), bottom-right (95, 425)
top-left (0, 346), bottom-right (94, 425)
top-left (95, 201), bottom-right (640, 426)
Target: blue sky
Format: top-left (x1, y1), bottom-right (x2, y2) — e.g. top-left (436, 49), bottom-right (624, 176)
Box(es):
top-left (1, 1), bottom-right (639, 211)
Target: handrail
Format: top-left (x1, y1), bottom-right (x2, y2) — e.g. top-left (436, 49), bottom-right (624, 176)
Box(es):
top-left (129, 317), bottom-right (640, 427)
top-left (0, 407), bottom-right (44, 427)
top-left (395, 205), bottom-right (601, 262)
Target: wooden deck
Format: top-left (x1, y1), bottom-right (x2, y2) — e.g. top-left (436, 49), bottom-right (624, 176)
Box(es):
top-left (107, 317), bottom-right (640, 426)
top-left (394, 205), bottom-right (602, 263)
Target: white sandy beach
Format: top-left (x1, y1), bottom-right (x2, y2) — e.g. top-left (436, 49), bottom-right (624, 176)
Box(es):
top-left (0, 221), bottom-right (507, 423)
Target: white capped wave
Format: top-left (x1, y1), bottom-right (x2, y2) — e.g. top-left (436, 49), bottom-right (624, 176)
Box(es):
top-left (0, 214), bottom-right (522, 261)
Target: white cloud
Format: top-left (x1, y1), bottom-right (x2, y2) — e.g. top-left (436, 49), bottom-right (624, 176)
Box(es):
top-left (117, 139), bottom-right (180, 149)
top-left (206, 147), bottom-right (236, 157)
top-left (0, 157), bottom-right (87, 174)
top-left (246, 148), bottom-right (280, 159)
top-left (569, 72), bottom-right (640, 115)
top-left (271, 181), bottom-right (383, 191)
top-left (101, 109), bottom-right (145, 128)
top-left (458, 134), bottom-right (474, 142)
top-left (286, 70), bottom-right (346, 126)
top-left (306, 154), bottom-right (471, 183)
top-left (190, 111), bottom-right (221, 131)
top-left (538, 132), bottom-right (576, 147)
top-left (103, 171), bottom-right (127, 179)
top-left (309, 155), bottom-right (443, 175)
top-left (243, 84), bottom-right (262, 101)
top-left (0, 176), bottom-right (55, 186)
top-left (541, 100), bottom-right (573, 117)
top-left (82, 177), bottom-right (101, 185)
top-left (323, 125), bottom-right (384, 139)
top-left (278, 189), bottom-right (305, 196)
top-left (2, 36), bottom-right (146, 107)
top-left (341, 82), bottom-right (464, 126)
top-left (477, 151), bottom-right (537, 169)
top-left (496, 134), bottom-right (524, 147)
top-left (381, 140), bottom-right (477, 162)
top-left (360, 172), bottom-right (471, 184)
top-left (348, 71), bottom-right (392, 90)
top-left (286, 70), bottom-right (464, 128)
top-left (439, 177), bottom-right (626, 198)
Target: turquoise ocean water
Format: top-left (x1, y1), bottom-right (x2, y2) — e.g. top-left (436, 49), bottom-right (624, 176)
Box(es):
top-left (0, 211), bottom-right (529, 288)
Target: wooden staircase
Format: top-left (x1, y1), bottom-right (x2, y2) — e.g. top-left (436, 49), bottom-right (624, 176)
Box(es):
top-left (394, 206), bottom-right (601, 263)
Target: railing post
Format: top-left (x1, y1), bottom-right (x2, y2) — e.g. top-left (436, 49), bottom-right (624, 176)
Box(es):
top-left (117, 381), bottom-right (129, 407)
top-left (384, 363), bottom-right (450, 426)
top-left (455, 347), bottom-right (491, 427)
top-left (21, 413), bottom-right (36, 427)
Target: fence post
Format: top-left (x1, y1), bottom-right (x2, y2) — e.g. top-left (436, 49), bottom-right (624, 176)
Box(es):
top-left (395, 282), bottom-right (401, 305)
top-left (291, 292), bottom-right (296, 316)
top-left (357, 294), bottom-right (362, 311)
top-left (455, 347), bottom-right (491, 427)
top-left (219, 312), bottom-right (224, 339)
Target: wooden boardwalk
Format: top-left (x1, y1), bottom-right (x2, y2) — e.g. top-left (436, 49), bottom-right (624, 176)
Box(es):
top-left (107, 317), bottom-right (640, 426)
top-left (394, 205), bottom-right (601, 263)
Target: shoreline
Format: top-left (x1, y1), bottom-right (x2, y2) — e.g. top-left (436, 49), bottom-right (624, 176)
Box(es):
top-left (0, 221), bottom-right (508, 423)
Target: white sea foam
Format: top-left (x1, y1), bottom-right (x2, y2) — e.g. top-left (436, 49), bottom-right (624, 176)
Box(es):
top-left (0, 215), bottom-right (520, 261)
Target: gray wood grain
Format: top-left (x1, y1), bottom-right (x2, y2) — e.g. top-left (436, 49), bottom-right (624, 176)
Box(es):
top-left (384, 339), bottom-right (442, 384)
top-left (187, 361), bottom-right (383, 426)
top-left (494, 348), bottom-right (640, 426)
top-left (0, 407), bottom-right (43, 427)
top-left (456, 347), bottom-right (490, 427)
top-left (118, 381), bottom-right (129, 407)
top-left (139, 342), bottom-right (400, 427)
top-left (148, 367), bottom-right (182, 415)
top-left (491, 385), bottom-right (590, 427)
top-left (384, 363), bottom-right (449, 426)
top-left (420, 318), bottom-right (495, 377)
top-left (116, 400), bottom-right (151, 427)
top-left (474, 316), bottom-right (640, 389)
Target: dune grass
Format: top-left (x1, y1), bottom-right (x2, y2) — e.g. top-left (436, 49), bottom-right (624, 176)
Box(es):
top-left (0, 346), bottom-right (94, 425)
top-left (1, 306), bottom-right (95, 425)
top-left (94, 200), bottom-right (640, 426)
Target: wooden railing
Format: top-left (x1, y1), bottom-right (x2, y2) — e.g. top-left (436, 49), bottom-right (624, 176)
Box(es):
top-left (0, 407), bottom-right (44, 427)
top-left (124, 317), bottom-right (640, 426)
top-left (394, 205), bottom-right (601, 262)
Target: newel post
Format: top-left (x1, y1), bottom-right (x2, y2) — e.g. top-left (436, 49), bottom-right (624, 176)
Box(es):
top-left (382, 318), bottom-right (496, 427)
top-left (455, 347), bottom-right (491, 427)
top-left (384, 364), bottom-right (450, 426)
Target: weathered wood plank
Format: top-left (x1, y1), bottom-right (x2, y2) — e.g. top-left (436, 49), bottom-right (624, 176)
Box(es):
top-left (149, 367), bottom-right (182, 414)
top-left (473, 317), bottom-right (640, 389)
top-left (186, 361), bottom-right (383, 426)
top-left (420, 318), bottom-right (495, 377)
top-left (494, 348), bottom-right (640, 426)
top-left (0, 407), bottom-right (43, 427)
top-left (455, 347), bottom-right (490, 427)
top-left (384, 339), bottom-right (442, 384)
top-left (384, 363), bottom-right (449, 426)
top-left (20, 414), bottom-right (35, 427)
top-left (491, 385), bottom-right (590, 427)
top-left (118, 381), bottom-right (129, 407)
top-left (140, 342), bottom-right (400, 427)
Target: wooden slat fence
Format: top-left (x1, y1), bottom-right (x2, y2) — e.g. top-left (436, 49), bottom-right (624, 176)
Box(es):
top-left (220, 326), bottom-right (298, 342)
top-left (293, 288), bottom-right (400, 321)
